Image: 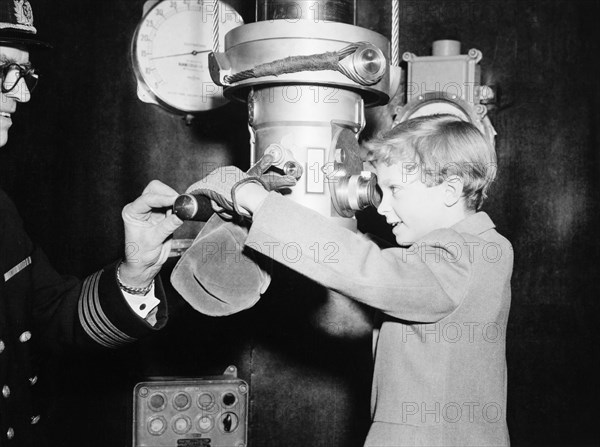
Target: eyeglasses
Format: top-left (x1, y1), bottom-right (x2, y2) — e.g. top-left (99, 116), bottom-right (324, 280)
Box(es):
top-left (1, 63), bottom-right (39, 94)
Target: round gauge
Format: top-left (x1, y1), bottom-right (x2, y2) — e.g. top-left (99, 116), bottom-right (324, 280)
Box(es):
top-left (131, 0), bottom-right (243, 113)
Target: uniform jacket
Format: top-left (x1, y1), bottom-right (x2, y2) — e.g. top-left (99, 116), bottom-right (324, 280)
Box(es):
top-left (0, 189), bottom-right (167, 446)
top-left (246, 193), bottom-right (513, 447)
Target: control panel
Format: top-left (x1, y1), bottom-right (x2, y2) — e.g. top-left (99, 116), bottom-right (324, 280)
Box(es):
top-left (133, 366), bottom-right (248, 447)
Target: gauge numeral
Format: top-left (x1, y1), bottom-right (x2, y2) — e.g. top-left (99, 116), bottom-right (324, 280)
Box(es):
top-left (140, 34), bottom-right (150, 42)
top-left (155, 8), bottom-right (164, 16)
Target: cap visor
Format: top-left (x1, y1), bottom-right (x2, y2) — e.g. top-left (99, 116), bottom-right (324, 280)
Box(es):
top-left (0, 32), bottom-right (52, 49)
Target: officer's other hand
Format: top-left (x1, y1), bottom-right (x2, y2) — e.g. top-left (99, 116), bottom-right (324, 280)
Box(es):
top-left (120, 180), bottom-right (184, 288)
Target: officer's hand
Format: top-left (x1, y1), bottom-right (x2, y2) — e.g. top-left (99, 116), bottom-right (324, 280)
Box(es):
top-left (120, 180), bottom-right (184, 288)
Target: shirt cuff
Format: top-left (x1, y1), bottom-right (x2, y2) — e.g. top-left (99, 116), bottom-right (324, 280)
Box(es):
top-left (121, 283), bottom-right (161, 320)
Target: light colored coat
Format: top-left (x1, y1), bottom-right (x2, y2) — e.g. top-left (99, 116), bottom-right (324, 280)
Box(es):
top-left (246, 192), bottom-right (513, 447)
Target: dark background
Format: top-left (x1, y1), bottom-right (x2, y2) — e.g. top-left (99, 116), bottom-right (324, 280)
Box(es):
top-left (1, 0), bottom-right (599, 446)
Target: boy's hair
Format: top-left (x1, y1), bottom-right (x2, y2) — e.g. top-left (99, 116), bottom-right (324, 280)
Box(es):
top-left (364, 114), bottom-right (497, 211)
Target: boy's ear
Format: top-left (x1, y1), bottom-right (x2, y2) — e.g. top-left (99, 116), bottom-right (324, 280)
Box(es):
top-left (443, 175), bottom-right (464, 207)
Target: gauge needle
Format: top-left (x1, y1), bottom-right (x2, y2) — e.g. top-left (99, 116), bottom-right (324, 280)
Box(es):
top-left (150, 50), bottom-right (210, 60)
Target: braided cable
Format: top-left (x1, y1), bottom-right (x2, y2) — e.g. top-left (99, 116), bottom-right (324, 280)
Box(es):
top-left (212, 0), bottom-right (220, 54)
top-left (391, 0), bottom-right (400, 66)
top-left (223, 43), bottom-right (365, 85)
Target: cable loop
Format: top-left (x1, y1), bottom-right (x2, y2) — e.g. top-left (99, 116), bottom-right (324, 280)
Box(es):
top-left (223, 43), bottom-right (378, 86)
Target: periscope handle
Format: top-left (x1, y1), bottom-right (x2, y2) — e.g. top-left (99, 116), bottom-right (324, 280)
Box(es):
top-left (172, 193), bottom-right (214, 221)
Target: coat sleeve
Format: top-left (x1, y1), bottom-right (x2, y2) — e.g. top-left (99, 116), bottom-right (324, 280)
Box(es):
top-left (31, 247), bottom-right (168, 349)
top-left (1, 189), bottom-right (167, 350)
top-left (246, 193), bottom-right (473, 323)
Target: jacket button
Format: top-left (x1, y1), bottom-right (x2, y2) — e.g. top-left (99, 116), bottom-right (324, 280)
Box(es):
top-left (19, 331), bottom-right (32, 343)
top-left (29, 376), bottom-right (38, 386)
top-left (2, 385), bottom-right (10, 398)
top-left (31, 415), bottom-right (41, 425)
top-left (6, 427), bottom-right (14, 439)
top-left (0, 340), bottom-right (4, 353)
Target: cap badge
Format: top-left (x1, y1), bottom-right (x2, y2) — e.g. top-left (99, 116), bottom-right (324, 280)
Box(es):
top-left (13, 0), bottom-right (34, 27)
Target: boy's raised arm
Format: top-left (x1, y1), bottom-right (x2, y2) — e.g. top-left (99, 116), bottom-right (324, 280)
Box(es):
top-left (245, 192), bottom-right (472, 323)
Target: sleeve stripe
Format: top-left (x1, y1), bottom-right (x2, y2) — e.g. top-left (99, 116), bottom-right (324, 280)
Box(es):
top-left (83, 272), bottom-right (126, 347)
top-left (78, 271), bottom-right (136, 348)
top-left (78, 272), bottom-right (119, 348)
top-left (87, 273), bottom-right (137, 344)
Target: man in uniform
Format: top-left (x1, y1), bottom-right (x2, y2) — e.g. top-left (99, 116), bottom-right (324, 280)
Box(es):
top-left (0, 1), bottom-right (183, 444)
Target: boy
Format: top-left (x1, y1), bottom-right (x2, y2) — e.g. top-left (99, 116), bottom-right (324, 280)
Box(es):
top-left (201, 114), bottom-right (512, 446)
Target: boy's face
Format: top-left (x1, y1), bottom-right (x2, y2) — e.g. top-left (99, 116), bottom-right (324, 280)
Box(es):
top-left (375, 161), bottom-right (450, 246)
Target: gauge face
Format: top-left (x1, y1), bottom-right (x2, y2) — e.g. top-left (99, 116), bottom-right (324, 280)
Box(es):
top-left (132, 0), bottom-right (243, 113)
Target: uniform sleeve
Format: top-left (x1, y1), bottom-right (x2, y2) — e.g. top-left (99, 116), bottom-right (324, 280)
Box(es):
top-left (246, 193), bottom-right (473, 323)
top-left (1, 190), bottom-right (167, 350)
top-left (31, 247), bottom-right (168, 350)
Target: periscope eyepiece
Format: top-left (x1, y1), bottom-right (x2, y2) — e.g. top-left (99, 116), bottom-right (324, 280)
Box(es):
top-left (334, 171), bottom-right (381, 215)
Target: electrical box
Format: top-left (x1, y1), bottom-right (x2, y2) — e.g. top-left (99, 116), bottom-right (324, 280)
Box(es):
top-left (133, 366), bottom-right (248, 447)
top-left (396, 40), bottom-right (496, 147)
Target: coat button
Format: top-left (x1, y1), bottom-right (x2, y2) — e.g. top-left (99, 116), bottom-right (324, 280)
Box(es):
top-left (0, 340), bottom-right (5, 353)
top-left (19, 331), bottom-right (32, 343)
top-left (31, 415), bottom-right (41, 425)
top-left (6, 427), bottom-right (14, 439)
top-left (2, 385), bottom-right (10, 398)
top-left (29, 376), bottom-right (38, 386)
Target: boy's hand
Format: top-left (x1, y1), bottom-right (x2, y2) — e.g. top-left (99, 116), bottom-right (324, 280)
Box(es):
top-left (186, 166), bottom-right (271, 218)
top-left (233, 181), bottom-right (271, 216)
top-left (185, 166), bottom-right (248, 217)
top-left (183, 162), bottom-right (296, 219)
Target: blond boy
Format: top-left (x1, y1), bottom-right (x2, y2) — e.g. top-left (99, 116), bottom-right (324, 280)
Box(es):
top-left (202, 114), bottom-right (512, 446)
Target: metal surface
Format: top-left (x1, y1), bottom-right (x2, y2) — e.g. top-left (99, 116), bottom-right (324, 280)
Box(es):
top-left (327, 127), bottom-right (367, 217)
top-left (256, 0), bottom-right (356, 24)
top-left (334, 171), bottom-right (380, 214)
top-left (219, 20), bottom-right (396, 106)
top-left (249, 85), bottom-right (365, 227)
top-left (206, 3), bottom-right (401, 224)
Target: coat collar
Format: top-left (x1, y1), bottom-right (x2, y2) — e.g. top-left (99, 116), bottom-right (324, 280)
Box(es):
top-left (451, 211), bottom-right (496, 235)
